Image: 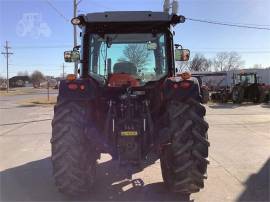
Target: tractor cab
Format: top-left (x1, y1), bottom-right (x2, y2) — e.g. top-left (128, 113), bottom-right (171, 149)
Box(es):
top-left (64, 11), bottom-right (189, 87)
top-left (235, 72), bottom-right (258, 85)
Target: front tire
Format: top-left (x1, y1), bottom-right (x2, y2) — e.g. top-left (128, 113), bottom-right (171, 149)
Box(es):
top-left (51, 101), bottom-right (97, 196)
top-left (160, 98), bottom-right (209, 194)
top-left (232, 86), bottom-right (244, 104)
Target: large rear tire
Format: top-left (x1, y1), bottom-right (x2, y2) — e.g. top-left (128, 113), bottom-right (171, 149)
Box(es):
top-left (255, 86), bottom-right (266, 103)
top-left (160, 98), bottom-right (209, 194)
top-left (51, 101), bottom-right (98, 196)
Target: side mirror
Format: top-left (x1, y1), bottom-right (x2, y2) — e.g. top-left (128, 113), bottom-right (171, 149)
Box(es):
top-left (64, 50), bottom-right (80, 63)
top-left (147, 42), bottom-right (157, 50)
top-left (175, 49), bottom-right (190, 61)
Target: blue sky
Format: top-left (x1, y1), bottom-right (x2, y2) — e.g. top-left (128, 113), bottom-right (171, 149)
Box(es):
top-left (0, 0), bottom-right (270, 77)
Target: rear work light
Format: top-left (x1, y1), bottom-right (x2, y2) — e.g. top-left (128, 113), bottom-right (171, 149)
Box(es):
top-left (66, 74), bottom-right (76, 81)
top-left (180, 72), bottom-right (191, 80)
top-left (71, 17), bottom-right (81, 25)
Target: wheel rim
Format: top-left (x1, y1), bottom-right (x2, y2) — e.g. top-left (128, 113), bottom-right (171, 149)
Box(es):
top-left (232, 88), bottom-right (239, 101)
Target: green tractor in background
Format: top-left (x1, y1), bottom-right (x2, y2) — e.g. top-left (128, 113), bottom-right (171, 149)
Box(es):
top-left (231, 72), bottom-right (267, 104)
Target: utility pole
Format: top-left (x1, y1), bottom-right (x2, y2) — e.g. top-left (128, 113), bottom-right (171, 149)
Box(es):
top-left (1, 41), bottom-right (13, 93)
top-left (73, 0), bottom-right (78, 75)
top-left (62, 63), bottom-right (65, 79)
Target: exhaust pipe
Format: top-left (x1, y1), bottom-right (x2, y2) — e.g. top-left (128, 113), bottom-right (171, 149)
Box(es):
top-left (172, 0), bottom-right (179, 15)
top-left (163, 0), bottom-right (170, 14)
top-left (163, 0), bottom-right (179, 15)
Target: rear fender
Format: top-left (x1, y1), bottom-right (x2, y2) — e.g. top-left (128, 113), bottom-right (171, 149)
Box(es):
top-left (58, 78), bottom-right (98, 102)
top-left (163, 77), bottom-right (201, 102)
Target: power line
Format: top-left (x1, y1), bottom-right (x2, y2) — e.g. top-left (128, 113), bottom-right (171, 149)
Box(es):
top-left (45, 0), bottom-right (69, 22)
top-left (186, 17), bottom-right (270, 31)
top-left (78, 1), bottom-right (113, 12)
top-left (10, 45), bottom-right (270, 51)
top-left (194, 19), bottom-right (270, 27)
top-left (9, 64), bottom-right (74, 67)
top-left (189, 48), bottom-right (270, 50)
top-left (222, 22), bottom-right (270, 27)
top-left (12, 45), bottom-right (71, 49)
top-left (192, 51), bottom-right (270, 54)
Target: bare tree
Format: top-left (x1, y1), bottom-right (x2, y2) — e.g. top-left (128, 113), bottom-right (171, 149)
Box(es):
top-left (0, 76), bottom-right (5, 86)
top-left (120, 44), bottom-right (150, 71)
top-left (31, 70), bottom-right (45, 87)
top-left (213, 52), bottom-right (244, 71)
top-left (253, 64), bottom-right (263, 69)
top-left (226, 52), bottom-right (244, 70)
top-left (189, 54), bottom-right (211, 72)
top-left (213, 52), bottom-right (228, 71)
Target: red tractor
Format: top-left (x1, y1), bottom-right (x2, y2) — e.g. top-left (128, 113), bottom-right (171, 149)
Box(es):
top-left (51, 8), bottom-right (209, 196)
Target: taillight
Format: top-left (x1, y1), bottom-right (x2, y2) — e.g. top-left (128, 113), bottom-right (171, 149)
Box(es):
top-left (173, 82), bottom-right (191, 89)
top-left (179, 82), bottom-right (191, 89)
top-left (80, 84), bottom-right (85, 90)
top-left (67, 83), bottom-right (86, 91)
top-left (68, 83), bottom-right (78, 90)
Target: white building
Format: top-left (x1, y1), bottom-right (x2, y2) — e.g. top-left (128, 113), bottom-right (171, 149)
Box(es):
top-left (194, 68), bottom-right (270, 88)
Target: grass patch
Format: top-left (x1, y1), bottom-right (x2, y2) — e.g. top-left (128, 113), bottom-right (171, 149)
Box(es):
top-left (0, 88), bottom-right (38, 96)
top-left (17, 96), bottom-right (57, 107)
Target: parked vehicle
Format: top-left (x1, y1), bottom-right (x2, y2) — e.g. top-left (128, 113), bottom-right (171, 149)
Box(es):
top-left (211, 87), bottom-right (231, 103)
top-left (51, 3), bottom-right (209, 197)
top-left (231, 72), bottom-right (267, 104)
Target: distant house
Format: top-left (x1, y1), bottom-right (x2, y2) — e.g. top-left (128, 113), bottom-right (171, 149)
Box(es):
top-left (9, 76), bottom-right (31, 88)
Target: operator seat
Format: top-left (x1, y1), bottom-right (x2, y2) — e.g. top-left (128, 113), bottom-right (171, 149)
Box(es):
top-left (113, 62), bottom-right (137, 75)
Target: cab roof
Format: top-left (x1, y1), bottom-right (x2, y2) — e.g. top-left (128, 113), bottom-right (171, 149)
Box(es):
top-left (84, 11), bottom-right (173, 23)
